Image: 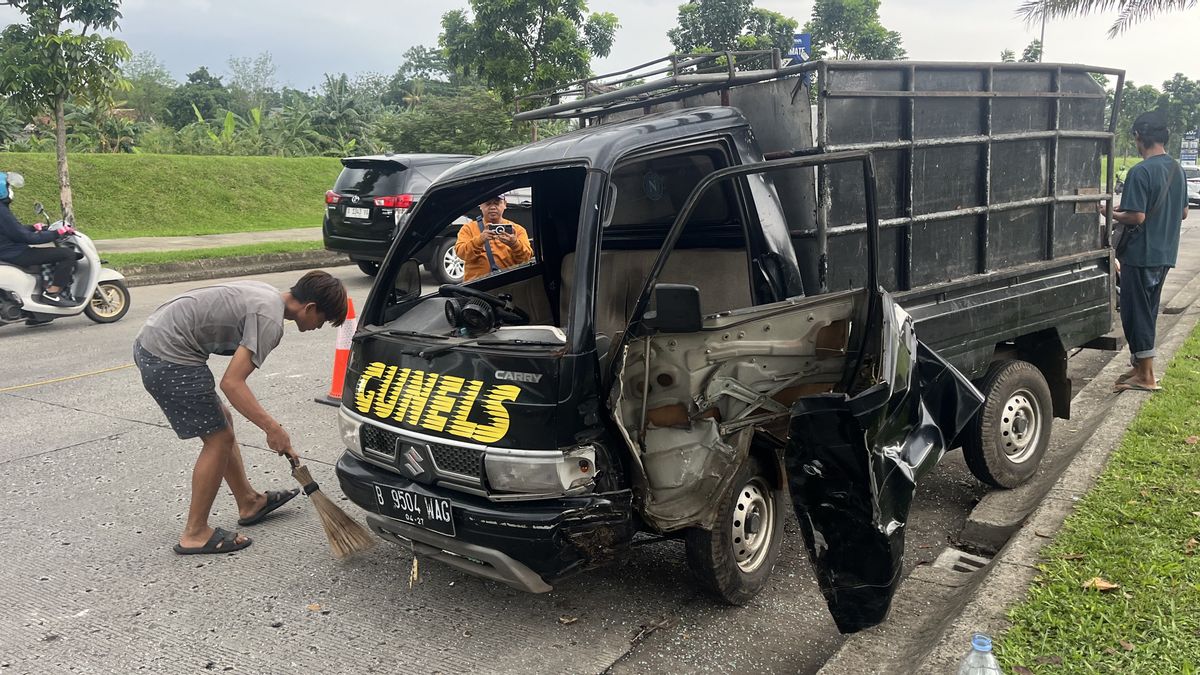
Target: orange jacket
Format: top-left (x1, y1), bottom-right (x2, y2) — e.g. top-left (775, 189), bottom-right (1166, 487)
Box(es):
top-left (455, 218), bottom-right (533, 282)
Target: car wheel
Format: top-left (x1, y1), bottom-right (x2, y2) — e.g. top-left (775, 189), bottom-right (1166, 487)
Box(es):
top-left (357, 261), bottom-right (380, 276)
top-left (430, 238), bottom-right (465, 285)
top-left (685, 455), bottom-right (784, 605)
top-left (962, 359), bottom-right (1053, 489)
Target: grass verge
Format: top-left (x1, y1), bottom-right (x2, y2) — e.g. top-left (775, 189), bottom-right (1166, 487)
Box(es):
top-left (102, 241), bottom-right (326, 269)
top-left (1, 152), bottom-right (340, 239)
top-left (998, 322), bottom-right (1200, 673)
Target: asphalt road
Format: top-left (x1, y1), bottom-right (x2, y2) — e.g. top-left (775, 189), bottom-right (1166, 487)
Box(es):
top-left (0, 265), bottom-right (1113, 674)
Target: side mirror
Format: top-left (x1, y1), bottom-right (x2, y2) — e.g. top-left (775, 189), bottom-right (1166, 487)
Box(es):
top-left (33, 202), bottom-right (44, 215)
top-left (393, 258), bottom-right (423, 301)
top-left (643, 284), bottom-right (702, 334)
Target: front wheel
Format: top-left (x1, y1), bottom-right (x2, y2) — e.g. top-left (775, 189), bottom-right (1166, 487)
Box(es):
top-left (84, 280), bottom-right (130, 324)
top-left (685, 455), bottom-right (784, 605)
top-left (962, 359), bottom-right (1053, 488)
top-left (429, 238), bottom-right (465, 285)
top-left (356, 261), bottom-right (380, 276)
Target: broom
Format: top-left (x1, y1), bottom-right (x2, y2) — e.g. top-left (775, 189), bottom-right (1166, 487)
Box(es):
top-left (288, 455), bottom-right (376, 558)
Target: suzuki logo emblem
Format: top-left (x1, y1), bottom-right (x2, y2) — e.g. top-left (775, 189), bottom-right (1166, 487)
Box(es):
top-left (400, 444), bottom-right (427, 477)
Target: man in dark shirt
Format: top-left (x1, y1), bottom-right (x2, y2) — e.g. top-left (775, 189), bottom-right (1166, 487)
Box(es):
top-left (1105, 112), bottom-right (1190, 392)
top-left (0, 172), bottom-right (77, 306)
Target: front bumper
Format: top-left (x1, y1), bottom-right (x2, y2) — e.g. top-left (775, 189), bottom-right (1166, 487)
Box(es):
top-left (336, 452), bottom-right (634, 592)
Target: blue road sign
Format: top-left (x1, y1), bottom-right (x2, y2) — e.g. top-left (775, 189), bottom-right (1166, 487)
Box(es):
top-left (1182, 131), bottom-right (1198, 166)
top-left (792, 33), bottom-right (811, 60)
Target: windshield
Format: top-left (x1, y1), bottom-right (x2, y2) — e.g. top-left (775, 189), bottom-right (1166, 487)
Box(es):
top-left (1184, 166), bottom-right (1200, 181)
top-left (370, 166), bottom-right (588, 344)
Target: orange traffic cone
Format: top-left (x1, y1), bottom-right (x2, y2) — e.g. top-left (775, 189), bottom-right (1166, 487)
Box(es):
top-left (315, 297), bottom-right (357, 406)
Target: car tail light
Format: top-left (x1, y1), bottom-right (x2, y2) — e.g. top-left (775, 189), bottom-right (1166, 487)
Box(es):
top-left (325, 190), bottom-right (342, 205)
top-left (373, 194), bottom-right (414, 209)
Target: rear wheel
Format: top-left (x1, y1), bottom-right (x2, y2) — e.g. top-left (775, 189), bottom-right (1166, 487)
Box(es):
top-left (84, 280), bottom-right (130, 324)
top-left (685, 455), bottom-right (784, 605)
top-left (430, 238), bottom-right (465, 285)
top-left (962, 359), bottom-right (1052, 488)
top-left (357, 261), bottom-right (380, 276)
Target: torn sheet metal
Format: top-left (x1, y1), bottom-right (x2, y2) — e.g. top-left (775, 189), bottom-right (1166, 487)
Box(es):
top-left (785, 297), bottom-right (982, 633)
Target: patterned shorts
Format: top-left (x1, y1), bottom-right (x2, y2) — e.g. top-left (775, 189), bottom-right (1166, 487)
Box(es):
top-left (133, 340), bottom-right (229, 440)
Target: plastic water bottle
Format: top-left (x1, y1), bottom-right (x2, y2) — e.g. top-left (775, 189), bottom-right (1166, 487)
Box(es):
top-left (956, 633), bottom-right (1002, 674)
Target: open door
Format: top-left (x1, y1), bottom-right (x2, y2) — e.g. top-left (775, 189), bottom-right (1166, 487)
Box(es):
top-left (608, 151), bottom-right (982, 629)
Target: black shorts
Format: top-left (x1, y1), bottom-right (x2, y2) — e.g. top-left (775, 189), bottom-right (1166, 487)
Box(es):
top-left (133, 340), bottom-right (228, 440)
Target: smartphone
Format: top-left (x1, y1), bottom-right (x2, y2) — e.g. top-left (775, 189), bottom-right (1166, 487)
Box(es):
top-left (488, 223), bottom-right (513, 235)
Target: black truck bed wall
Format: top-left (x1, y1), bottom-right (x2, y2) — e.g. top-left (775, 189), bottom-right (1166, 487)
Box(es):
top-left (610, 62), bottom-right (1117, 379)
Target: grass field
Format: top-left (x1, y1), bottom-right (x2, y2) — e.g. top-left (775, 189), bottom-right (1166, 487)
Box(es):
top-left (998, 324), bottom-right (1200, 673)
top-left (1, 153), bottom-right (342, 240)
top-left (102, 241), bottom-right (326, 269)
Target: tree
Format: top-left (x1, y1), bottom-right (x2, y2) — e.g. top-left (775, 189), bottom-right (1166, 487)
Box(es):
top-left (804, 0), bottom-right (906, 60)
top-left (1000, 49), bottom-right (1017, 62)
top-left (1020, 39), bottom-right (1042, 62)
top-left (375, 88), bottom-right (520, 155)
top-left (165, 67), bottom-right (233, 129)
top-left (0, 0), bottom-right (130, 223)
top-left (440, 0), bottom-right (620, 101)
top-left (668, 0), bottom-right (798, 55)
top-left (123, 51), bottom-right (176, 123)
top-left (1116, 81), bottom-right (1163, 155)
top-left (1160, 73), bottom-right (1200, 155)
top-left (227, 51), bottom-right (278, 114)
top-left (1017, 0), bottom-right (1198, 38)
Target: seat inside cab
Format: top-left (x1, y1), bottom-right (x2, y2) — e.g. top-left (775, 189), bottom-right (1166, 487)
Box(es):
top-left (560, 144), bottom-right (755, 341)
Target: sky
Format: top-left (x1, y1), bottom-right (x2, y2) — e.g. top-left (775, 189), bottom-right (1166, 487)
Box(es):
top-left (0, 0), bottom-right (1195, 91)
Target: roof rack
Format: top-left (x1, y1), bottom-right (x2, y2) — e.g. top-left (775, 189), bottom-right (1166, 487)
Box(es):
top-left (513, 49), bottom-right (811, 123)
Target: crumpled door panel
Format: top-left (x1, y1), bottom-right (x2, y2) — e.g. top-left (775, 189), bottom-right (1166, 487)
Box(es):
top-left (785, 297), bottom-right (982, 633)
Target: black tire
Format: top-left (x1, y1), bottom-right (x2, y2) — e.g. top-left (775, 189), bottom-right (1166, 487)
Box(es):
top-left (357, 261), bottom-right (380, 276)
top-left (83, 280), bottom-right (131, 324)
top-left (962, 359), bottom-right (1053, 489)
top-left (429, 238), bottom-right (465, 285)
top-left (685, 455), bottom-right (785, 605)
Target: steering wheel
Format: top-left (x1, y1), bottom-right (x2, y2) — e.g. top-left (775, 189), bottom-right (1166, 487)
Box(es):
top-left (439, 284), bottom-right (530, 325)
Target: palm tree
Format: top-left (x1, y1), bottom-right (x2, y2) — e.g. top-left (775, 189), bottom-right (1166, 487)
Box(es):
top-left (1017, 0), bottom-right (1198, 38)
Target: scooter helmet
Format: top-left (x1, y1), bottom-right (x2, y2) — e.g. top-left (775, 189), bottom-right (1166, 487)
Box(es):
top-left (0, 171), bottom-right (23, 203)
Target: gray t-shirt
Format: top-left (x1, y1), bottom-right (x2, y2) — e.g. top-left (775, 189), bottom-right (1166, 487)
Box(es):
top-left (137, 281), bottom-right (285, 368)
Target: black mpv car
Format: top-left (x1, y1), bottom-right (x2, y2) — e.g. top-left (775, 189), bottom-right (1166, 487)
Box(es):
top-left (323, 154), bottom-right (472, 282)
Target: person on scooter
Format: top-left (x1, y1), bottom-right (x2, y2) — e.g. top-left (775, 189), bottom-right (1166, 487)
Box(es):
top-left (0, 171), bottom-right (78, 306)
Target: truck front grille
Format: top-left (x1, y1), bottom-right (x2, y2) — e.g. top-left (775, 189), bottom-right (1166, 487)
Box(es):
top-left (359, 424), bottom-right (483, 485)
top-left (429, 443), bottom-right (484, 478)
top-left (361, 424), bottom-right (398, 462)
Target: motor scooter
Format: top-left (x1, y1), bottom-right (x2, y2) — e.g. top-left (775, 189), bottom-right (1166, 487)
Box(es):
top-left (0, 202), bottom-right (131, 326)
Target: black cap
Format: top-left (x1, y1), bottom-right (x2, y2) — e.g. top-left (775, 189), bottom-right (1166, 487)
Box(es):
top-left (1132, 110), bottom-right (1168, 134)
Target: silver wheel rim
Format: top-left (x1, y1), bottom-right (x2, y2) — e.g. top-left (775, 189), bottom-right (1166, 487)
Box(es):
top-left (999, 388), bottom-right (1041, 464)
top-left (90, 283), bottom-right (125, 319)
top-left (731, 477), bottom-right (775, 573)
top-left (443, 247), bottom-right (464, 281)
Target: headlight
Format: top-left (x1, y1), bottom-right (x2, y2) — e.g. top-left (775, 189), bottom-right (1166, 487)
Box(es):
top-left (485, 446), bottom-right (596, 494)
top-left (338, 407), bottom-right (363, 457)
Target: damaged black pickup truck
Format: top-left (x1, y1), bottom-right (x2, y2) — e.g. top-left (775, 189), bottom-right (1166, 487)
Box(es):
top-left (334, 55), bottom-right (1123, 632)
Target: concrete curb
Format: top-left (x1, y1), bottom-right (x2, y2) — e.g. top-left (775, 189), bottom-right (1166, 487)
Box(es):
top-left (820, 294), bottom-right (1200, 674)
top-left (117, 250), bottom-right (352, 287)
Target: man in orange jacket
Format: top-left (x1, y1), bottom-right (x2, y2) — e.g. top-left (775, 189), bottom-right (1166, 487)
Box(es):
top-left (454, 194), bottom-right (533, 282)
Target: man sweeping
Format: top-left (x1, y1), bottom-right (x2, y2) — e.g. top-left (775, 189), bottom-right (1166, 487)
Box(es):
top-left (134, 271), bottom-right (348, 554)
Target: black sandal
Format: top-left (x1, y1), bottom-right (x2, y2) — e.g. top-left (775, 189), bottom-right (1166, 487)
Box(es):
top-left (237, 488), bottom-right (300, 526)
top-left (173, 527), bottom-right (251, 555)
